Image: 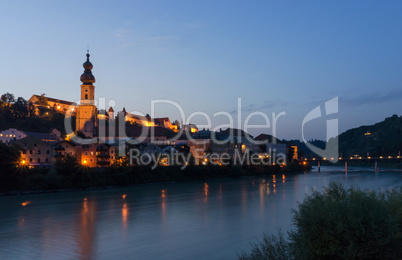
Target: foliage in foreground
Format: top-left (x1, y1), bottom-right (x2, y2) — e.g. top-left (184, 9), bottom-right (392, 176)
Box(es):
top-left (239, 182), bottom-right (402, 260)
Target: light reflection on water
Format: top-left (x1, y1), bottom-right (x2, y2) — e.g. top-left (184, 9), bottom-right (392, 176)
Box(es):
top-left (0, 167), bottom-right (401, 259)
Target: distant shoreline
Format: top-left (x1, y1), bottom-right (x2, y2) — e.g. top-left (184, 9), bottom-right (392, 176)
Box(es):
top-left (1, 164), bottom-right (310, 196)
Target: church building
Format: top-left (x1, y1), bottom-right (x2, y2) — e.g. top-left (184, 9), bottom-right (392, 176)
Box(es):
top-left (76, 52), bottom-right (98, 137)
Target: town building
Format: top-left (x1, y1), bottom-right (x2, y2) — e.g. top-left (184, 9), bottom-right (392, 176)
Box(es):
top-left (28, 94), bottom-right (75, 116)
top-left (0, 128), bottom-right (26, 144)
top-left (14, 132), bottom-right (59, 168)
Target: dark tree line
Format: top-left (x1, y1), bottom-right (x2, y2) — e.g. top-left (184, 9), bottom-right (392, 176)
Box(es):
top-left (0, 92), bottom-right (66, 134)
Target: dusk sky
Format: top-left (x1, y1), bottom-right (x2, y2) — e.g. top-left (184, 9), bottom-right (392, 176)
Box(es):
top-left (1, 1), bottom-right (401, 140)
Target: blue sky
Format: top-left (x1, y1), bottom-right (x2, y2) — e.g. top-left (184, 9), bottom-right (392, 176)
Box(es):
top-left (1, 1), bottom-right (401, 140)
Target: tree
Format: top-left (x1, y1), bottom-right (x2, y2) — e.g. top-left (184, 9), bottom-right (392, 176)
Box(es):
top-left (111, 156), bottom-right (130, 169)
top-left (55, 155), bottom-right (80, 176)
top-left (145, 113), bottom-right (151, 122)
top-left (239, 182), bottom-right (402, 259)
top-left (0, 142), bottom-right (20, 173)
top-left (13, 97), bottom-right (29, 119)
top-left (1, 92), bottom-right (15, 104)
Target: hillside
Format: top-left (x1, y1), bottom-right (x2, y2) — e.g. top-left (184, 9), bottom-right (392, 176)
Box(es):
top-left (337, 114), bottom-right (402, 157)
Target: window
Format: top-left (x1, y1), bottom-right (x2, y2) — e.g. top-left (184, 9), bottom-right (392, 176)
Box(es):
top-left (85, 152), bottom-right (88, 156)
top-left (90, 152), bottom-right (93, 156)
top-left (46, 150), bottom-right (50, 155)
top-left (37, 150), bottom-right (41, 155)
top-left (66, 145), bottom-right (69, 148)
top-left (37, 158), bottom-right (40, 163)
top-left (29, 158), bottom-right (32, 162)
top-left (46, 158), bottom-right (48, 162)
top-left (22, 150), bottom-right (26, 154)
top-left (29, 150), bottom-right (33, 155)
top-left (90, 159), bottom-right (93, 162)
top-left (85, 89), bottom-right (88, 92)
top-left (86, 146), bottom-right (89, 149)
top-left (34, 144), bottom-right (37, 147)
top-left (111, 150), bottom-right (114, 153)
top-left (24, 143), bottom-right (26, 147)
top-left (85, 94), bottom-right (88, 99)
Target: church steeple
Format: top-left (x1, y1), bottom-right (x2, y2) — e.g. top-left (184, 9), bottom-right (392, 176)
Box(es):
top-left (79, 51), bottom-right (95, 104)
top-left (80, 50), bottom-right (96, 85)
top-left (76, 51), bottom-right (97, 138)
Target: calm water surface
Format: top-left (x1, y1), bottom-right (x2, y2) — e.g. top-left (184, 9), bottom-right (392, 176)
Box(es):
top-left (1, 167), bottom-right (401, 259)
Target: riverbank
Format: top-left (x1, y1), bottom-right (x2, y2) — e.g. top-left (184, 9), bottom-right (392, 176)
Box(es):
top-left (0, 162), bottom-right (311, 195)
top-left (311, 159), bottom-right (402, 169)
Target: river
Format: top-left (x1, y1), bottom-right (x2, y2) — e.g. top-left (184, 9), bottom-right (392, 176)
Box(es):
top-left (0, 167), bottom-right (401, 259)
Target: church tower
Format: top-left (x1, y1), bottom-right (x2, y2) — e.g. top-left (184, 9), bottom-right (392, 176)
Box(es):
top-left (76, 51), bottom-right (97, 137)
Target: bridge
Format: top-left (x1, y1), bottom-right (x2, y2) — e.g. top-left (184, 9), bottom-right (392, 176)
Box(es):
top-left (302, 155), bottom-right (402, 173)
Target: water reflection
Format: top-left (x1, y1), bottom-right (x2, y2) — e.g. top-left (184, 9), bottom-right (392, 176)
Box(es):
top-left (204, 183), bottom-right (209, 201)
top-left (1, 169), bottom-right (399, 260)
top-left (122, 203), bottom-right (128, 229)
top-left (75, 197), bottom-right (97, 260)
top-left (161, 189), bottom-right (166, 224)
top-left (21, 201), bottom-right (31, 206)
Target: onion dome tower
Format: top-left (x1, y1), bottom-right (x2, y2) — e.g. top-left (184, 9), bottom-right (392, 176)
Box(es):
top-left (76, 51), bottom-right (98, 137)
top-left (80, 51), bottom-right (96, 105)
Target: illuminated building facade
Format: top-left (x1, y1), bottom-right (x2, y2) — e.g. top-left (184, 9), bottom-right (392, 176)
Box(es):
top-left (76, 52), bottom-right (98, 138)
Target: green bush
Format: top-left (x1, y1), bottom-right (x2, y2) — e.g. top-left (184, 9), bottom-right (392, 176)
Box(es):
top-left (239, 182), bottom-right (402, 259)
top-left (238, 230), bottom-right (291, 260)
